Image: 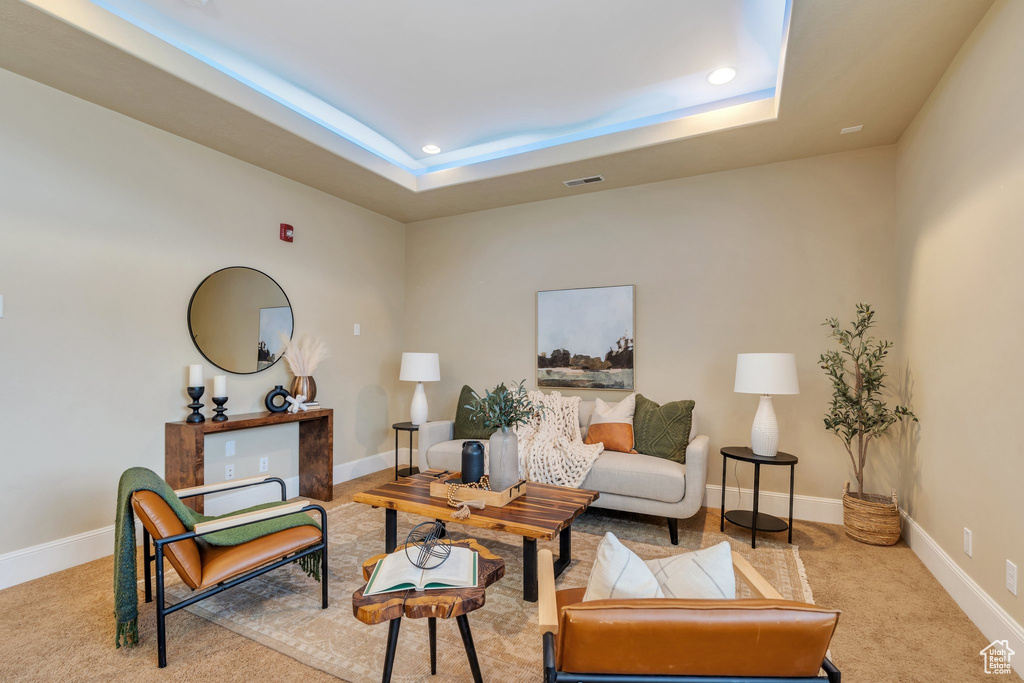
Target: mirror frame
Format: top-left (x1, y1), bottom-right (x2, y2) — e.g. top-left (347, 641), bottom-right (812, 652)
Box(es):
top-left (187, 266), bottom-right (294, 375)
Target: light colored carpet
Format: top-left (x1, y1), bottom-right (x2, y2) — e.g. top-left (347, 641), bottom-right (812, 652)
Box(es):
top-left (0, 469), bottom-right (999, 681)
top-left (163, 502), bottom-right (814, 683)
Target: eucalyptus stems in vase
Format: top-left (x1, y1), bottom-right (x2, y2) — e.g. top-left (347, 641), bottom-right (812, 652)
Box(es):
top-left (466, 380), bottom-right (544, 491)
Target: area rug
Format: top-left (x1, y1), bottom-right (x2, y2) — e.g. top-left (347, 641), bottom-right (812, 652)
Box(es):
top-left (160, 503), bottom-right (815, 682)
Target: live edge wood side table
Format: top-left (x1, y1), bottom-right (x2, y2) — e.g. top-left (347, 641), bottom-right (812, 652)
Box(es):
top-left (720, 446), bottom-right (798, 549)
top-left (352, 539), bottom-right (504, 683)
top-left (165, 409), bottom-right (333, 513)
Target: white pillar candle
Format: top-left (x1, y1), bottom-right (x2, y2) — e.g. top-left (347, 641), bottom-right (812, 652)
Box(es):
top-left (188, 364), bottom-right (203, 387)
top-left (213, 375), bottom-right (227, 398)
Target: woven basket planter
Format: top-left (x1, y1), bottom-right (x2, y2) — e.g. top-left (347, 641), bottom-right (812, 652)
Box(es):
top-left (842, 481), bottom-right (901, 545)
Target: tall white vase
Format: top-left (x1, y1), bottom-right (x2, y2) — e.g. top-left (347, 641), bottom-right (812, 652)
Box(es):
top-left (409, 382), bottom-right (428, 425)
top-left (750, 394), bottom-right (779, 457)
top-left (488, 427), bottom-right (520, 491)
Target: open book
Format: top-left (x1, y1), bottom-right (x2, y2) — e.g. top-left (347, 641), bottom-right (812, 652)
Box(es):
top-left (364, 546), bottom-right (478, 595)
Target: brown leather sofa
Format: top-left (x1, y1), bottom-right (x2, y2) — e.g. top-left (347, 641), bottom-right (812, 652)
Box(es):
top-left (537, 549), bottom-right (841, 682)
top-left (134, 475), bottom-right (328, 667)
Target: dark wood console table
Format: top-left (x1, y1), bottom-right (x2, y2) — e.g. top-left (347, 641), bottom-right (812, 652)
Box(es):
top-left (165, 409), bottom-right (333, 512)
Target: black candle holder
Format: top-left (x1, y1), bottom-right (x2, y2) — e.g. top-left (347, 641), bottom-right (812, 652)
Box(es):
top-left (212, 396), bottom-right (228, 422)
top-left (186, 386), bottom-right (205, 423)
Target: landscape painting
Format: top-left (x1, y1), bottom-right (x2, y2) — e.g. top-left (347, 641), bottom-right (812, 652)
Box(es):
top-left (537, 285), bottom-right (634, 390)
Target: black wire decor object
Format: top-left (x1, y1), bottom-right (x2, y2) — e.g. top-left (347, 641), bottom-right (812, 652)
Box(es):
top-left (404, 521), bottom-right (452, 569)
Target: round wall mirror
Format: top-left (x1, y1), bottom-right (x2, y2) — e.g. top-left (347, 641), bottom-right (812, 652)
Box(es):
top-left (188, 267), bottom-right (294, 374)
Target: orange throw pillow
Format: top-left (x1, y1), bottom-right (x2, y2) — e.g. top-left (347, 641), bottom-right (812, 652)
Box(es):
top-left (584, 395), bottom-right (638, 453)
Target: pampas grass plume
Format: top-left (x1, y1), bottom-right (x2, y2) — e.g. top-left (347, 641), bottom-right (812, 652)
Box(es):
top-left (280, 333), bottom-right (329, 377)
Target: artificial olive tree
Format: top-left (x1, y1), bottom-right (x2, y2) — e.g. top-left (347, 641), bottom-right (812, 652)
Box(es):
top-left (820, 303), bottom-right (916, 498)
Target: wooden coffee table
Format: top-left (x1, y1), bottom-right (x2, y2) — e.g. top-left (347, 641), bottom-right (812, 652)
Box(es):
top-left (352, 539), bottom-right (504, 683)
top-left (353, 469), bottom-right (599, 602)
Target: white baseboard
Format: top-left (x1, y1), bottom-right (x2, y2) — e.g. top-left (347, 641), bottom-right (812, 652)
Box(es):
top-left (900, 511), bottom-right (1023, 679)
top-left (0, 449), bottom-right (395, 590)
top-left (704, 484), bottom-right (844, 525)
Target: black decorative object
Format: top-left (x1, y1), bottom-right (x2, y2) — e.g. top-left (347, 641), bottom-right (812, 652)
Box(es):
top-left (404, 520), bottom-right (451, 570)
top-left (265, 385), bottom-right (290, 413)
top-left (461, 441), bottom-right (486, 484)
top-left (211, 396), bottom-right (229, 422)
top-left (186, 386), bottom-right (205, 423)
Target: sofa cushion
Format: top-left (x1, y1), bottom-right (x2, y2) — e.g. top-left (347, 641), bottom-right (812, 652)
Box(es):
top-left (581, 450), bottom-right (685, 503)
top-left (426, 439), bottom-right (489, 472)
top-left (633, 395), bottom-right (695, 464)
top-left (453, 385), bottom-right (496, 440)
top-left (583, 532), bottom-right (664, 601)
top-left (583, 395), bottom-right (637, 453)
top-left (645, 541), bottom-right (736, 599)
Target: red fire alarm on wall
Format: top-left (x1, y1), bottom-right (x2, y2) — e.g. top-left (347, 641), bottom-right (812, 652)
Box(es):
top-left (280, 223), bottom-right (294, 243)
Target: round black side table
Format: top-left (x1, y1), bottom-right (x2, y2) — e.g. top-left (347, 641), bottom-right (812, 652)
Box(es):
top-left (392, 422), bottom-right (420, 480)
top-left (720, 446), bottom-right (798, 549)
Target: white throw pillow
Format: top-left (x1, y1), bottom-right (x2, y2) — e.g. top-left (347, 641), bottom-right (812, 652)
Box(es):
top-left (584, 394), bottom-right (637, 452)
top-left (644, 541), bottom-right (736, 599)
top-left (590, 394), bottom-right (636, 425)
top-left (583, 532), bottom-right (664, 601)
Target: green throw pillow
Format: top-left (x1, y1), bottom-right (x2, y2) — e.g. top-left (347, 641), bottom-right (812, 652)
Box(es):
top-left (633, 394), bottom-right (695, 464)
top-left (453, 385), bottom-right (497, 440)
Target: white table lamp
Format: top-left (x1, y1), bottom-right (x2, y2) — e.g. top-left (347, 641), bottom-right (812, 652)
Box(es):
top-left (734, 353), bottom-right (800, 457)
top-left (400, 352), bottom-right (440, 425)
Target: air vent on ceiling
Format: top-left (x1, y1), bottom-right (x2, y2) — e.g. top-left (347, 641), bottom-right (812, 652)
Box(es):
top-left (563, 175), bottom-right (605, 188)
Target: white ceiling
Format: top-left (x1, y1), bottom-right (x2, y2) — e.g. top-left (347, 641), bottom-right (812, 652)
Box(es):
top-left (0, 0), bottom-right (994, 221)
top-left (89, 0), bottom-right (788, 177)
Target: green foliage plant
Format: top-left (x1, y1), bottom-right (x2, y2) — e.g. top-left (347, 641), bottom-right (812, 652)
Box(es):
top-left (820, 303), bottom-right (917, 499)
top-left (466, 380), bottom-right (544, 432)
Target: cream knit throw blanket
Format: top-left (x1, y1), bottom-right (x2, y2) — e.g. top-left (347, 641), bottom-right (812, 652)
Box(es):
top-left (517, 391), bottom-right (603, 488)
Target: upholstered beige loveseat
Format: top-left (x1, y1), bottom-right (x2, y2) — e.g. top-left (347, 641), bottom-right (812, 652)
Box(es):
top-left (417, 400), bottom-right (709, 544)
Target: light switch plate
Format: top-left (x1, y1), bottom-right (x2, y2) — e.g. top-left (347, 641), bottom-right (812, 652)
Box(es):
top-left (225, 464), bottom-right (235, 480)
top-left (226, 440), bottom-right (235, 457)
top-left (963, 528), bottom-right (972, 557)
top-left (0, 295), bottom-right (4, 318)
top-left (354, 323), bottom-right (360, 336)
top-left (1008, 560), bottom-right (1018, 596)
top-left (259, 456), bottom-right (269, 473)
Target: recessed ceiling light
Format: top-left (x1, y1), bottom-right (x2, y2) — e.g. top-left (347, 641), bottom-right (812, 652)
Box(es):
top-left (706, 67), bottom-right (737, 85)
top-left (421, 144), bottom-right (441, 155)
top-left (182, 0), bottom-right (209, 6)
top-left (840, 125), bottom-right (864, 135)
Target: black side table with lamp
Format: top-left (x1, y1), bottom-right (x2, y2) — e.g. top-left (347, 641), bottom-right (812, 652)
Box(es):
top-left (720, 446), bottom-right (798, 549)
top-left (392, 422), bottom-right (420, 480)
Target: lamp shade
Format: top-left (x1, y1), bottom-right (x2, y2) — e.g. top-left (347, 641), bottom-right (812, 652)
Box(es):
top-left (734, 353), bottom-right (799, 395)
top-left (399, 352), bottom-right (440, 382)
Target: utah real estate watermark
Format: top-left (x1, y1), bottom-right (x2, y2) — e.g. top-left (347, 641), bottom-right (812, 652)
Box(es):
top-left (980, 640), bottom-right (1015, 675)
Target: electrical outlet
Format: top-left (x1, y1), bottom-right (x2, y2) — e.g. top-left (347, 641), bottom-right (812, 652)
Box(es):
top-left (225, 464), bottom-right (235, 480)
top-left (226, 440), bottom-right (235, 457)
top-left (963, 528), bottom-right (972, 557)
top-left (259, 456), bottom-right (269, 473)
top-left (1008, 560), bottom-right (1018, 596)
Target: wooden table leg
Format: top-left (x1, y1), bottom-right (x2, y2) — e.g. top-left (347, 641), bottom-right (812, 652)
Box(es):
top-left (456, 615), bottom-right (484, 683)
top-left (428, 617), bottom-right (437, 675)
top-left (523, 537), bottom-right (538, 602)
top-left (382, 617), bottom-right (401, 683)
top-left (789, 464), bottom-right (795, 544)
top-left (299, 414), bottom-right (333, 501)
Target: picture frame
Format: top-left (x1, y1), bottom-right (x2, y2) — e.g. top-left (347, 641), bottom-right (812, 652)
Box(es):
top-left (536, 284), bottom-right (635, 391)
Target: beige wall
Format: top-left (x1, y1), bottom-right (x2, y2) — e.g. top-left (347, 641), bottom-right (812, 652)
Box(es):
top-left (895, 0), bottom-right (1023, 624)
top-left (0, 68), bottom-right (406, 554)
top-left (405, 146), bottom-right (900, 501)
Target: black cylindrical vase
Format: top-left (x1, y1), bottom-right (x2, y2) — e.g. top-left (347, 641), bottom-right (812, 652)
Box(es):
top-left (461, 440), bottom-right (486, 484)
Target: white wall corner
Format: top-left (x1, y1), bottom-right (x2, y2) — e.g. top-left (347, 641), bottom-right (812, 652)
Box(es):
top-left (900, 511), bottom-right (1024, 680)
top-left (704, 484), bottom-right (845, 525)
top-left (0, 449), bottom-right (396, 590)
